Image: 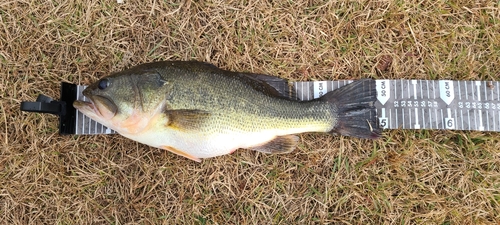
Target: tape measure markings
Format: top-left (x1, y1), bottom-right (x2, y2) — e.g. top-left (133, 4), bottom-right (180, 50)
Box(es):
top-left (306, 80), bottom-right (500, 132)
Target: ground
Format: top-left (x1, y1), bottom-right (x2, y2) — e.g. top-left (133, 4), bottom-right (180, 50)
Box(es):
top-left (1, 0), bottom-right (499, 224)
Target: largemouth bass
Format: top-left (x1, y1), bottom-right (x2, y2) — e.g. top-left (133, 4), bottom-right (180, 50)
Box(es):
top-left (73, 61), bottom-right (381, 162)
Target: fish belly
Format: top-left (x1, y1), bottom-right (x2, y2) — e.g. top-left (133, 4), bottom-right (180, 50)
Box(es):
top-left (120, 129), bottom-right (281, 159)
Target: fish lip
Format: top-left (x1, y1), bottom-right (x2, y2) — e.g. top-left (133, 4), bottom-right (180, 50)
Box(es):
top-left (73, 97), bottom-right (104, 118)
top-left (82, 94), bottom-right (118, 119)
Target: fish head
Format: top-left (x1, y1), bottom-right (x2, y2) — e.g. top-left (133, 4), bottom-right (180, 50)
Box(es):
top-left (73, 67), bottom-right (168, 134)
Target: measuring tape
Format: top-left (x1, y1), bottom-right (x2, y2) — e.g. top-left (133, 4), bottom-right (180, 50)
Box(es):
top-left (295, 80), bottom-right (500, 132)
top-left (72, 80), bottom-right (500, 135)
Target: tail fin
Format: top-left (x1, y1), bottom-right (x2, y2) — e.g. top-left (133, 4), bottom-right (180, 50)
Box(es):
top-left (320, 79), bottom-right (381, 139)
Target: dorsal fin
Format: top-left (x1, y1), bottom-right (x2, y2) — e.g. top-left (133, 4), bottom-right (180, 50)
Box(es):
top-left (166, 61), bottom-right (222, 73)
top-left (234, 72), bottom-right (295, 100)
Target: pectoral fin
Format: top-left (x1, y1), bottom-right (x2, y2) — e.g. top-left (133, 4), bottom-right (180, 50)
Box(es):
top-left (164, 109), bottom-right (210, 130)
top-left (161, 145), bottom-right (201, 162)
top-left (249, 135), bottom-right (299, 154)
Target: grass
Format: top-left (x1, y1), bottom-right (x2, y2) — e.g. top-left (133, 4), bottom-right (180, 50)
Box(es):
top-left (1, 0), bottom-right (500, 224)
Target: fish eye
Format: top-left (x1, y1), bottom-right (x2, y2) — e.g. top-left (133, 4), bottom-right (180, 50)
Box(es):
top-left (98, 78), bottom-right (109, 90)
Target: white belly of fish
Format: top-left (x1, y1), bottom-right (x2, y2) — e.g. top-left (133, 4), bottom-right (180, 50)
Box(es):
top-left (120, 129), bottom-right (279, 159)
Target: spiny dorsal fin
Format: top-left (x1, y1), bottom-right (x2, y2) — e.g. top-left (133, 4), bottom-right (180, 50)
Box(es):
top-left (249, 135), bottom-right (299, 154)
top-left (164, 109), bottom-right (211, 130)
top-left (126, 61), bottom-right (222, 74)
top-left (165, 61), bottom-right (222, 73)
top-left (234, 72), bottom-right (295, 100)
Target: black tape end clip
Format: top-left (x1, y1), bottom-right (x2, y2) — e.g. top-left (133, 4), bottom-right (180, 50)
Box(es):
top-left (20, 82), bottom-right (78, 135)
top-left (20, 94), bottom-right (66, 116)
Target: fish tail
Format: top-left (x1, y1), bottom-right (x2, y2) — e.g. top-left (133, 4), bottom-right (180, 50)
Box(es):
top-left (320, 79), bottom-right (381, 139)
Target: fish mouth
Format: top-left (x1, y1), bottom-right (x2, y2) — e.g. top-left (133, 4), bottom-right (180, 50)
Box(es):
top-left (73, 97), bottom-right (103, 119)
top-left (73, 95), bottom-right (117, 120)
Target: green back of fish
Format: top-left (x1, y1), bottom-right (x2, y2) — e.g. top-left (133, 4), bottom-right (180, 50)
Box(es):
top-left (144, 61), bottom-right (336, 134)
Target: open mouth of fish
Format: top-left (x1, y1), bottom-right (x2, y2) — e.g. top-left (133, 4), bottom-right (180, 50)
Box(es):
top-left (73, 97), bottom-right (103, 117)
top-left (73, 94), bottom-right (118, 120)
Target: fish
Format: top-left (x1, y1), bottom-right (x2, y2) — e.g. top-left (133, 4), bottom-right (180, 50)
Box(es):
top-left (73, 61), bottom-right (381, 162)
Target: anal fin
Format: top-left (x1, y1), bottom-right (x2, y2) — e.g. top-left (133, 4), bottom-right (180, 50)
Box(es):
top-left (160, 145), bottom-right (202, 162)
top-left (249, 135), bottom-right (299, 154)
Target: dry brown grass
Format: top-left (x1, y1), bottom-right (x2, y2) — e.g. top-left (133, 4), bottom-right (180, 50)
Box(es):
top-left (1, 0), bottom-right (500, 224)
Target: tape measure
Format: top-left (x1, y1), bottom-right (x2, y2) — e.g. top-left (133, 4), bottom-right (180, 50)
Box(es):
top-left (70, 80), bottom-right (500, 135)
top-left (294, 80), bottom-right (500, 132)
